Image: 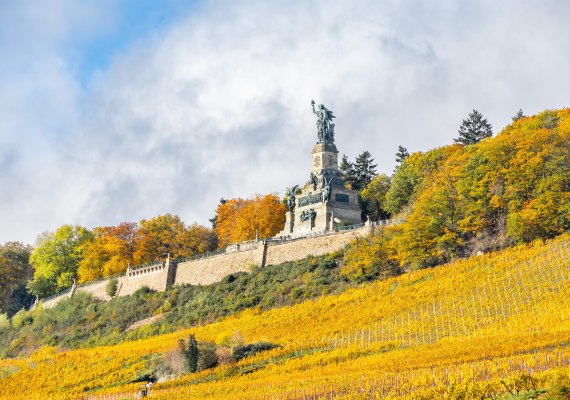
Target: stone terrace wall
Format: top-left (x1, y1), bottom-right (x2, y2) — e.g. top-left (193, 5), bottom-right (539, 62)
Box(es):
top-left (41, 290), bottom-right (72, 309)
top-left (120, 262), bottom-right (171, 296)
top-left (175, 245), bottom-right (266, 286)
top-left (265, 227), bottom-right (370, 266)
top-left (39, 226), bottom-right (373, 309)
top-left (80, 280), bottom-right (112, 301)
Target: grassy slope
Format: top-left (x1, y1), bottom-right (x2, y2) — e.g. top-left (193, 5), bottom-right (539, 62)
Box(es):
top-left (1, 233), bottom-right (569, 399)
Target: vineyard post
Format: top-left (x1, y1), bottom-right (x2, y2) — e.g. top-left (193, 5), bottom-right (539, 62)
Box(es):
top-left (407, 311), bottom-right (412, 347)
top-left (433, 303), bottom-right (439, 342)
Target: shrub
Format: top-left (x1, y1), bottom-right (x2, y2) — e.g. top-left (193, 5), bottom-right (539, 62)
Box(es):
top-left (198, 341), bottom-right (218, 371)
top-left (106, 278), bottom-right (119, 298)
top-left (11, 309), bottom-right (33, 328)
top-left (233, 342), bottom-right (280, 361)
top-left (0, 313), bottom-right (9, 329)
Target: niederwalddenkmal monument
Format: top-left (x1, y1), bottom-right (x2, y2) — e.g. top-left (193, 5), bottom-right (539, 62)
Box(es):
top-left (279, 101), bottom-right (362, 236)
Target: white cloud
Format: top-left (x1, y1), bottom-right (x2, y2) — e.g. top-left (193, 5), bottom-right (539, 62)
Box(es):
top-left (1, 0), bottom-right (569, 244)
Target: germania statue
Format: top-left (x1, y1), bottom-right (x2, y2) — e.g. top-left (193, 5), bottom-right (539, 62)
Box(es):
top-left (311, 100), bottom-right (336, 144)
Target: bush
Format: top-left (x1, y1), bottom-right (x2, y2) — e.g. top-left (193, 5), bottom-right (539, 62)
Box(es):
top-left (11, 309), bottom-right (33, 328)
top-left (106, 278), bottom-right (119, 298)
top-left (198, 341), bottom-right (218, 371)
top-left (233, 342), bottom-right (279, 361)
top-left (0, 313), bottom-right (9, 329)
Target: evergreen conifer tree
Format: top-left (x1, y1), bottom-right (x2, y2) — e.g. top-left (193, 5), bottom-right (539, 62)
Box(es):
top-left (179, 334), bottom-right (199, 372)
top-left (339, 154), bottom-right (357, 188)
top-left (208, 198), bottom-right (227, 228)
top-left (395, 145), bottom-right (409, 166)
top-left (454, 109), bottom-right (493, 145)
top-left (541, 111), bottom-right (560, 130)
top-left (353, 151), bottom-right (377, 190)
top-left (511, 109), bottom-right (525, 122)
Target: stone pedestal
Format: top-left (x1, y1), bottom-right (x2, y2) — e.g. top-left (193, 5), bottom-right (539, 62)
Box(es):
top-left (312, 143), bottom-right (339, 175)
top-left (278, 142), bottom-right (362, 237)
top-left (283, 211), bottom-right (294, 234)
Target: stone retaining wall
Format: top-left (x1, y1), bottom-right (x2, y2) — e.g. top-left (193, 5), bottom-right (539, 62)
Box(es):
top-left (175, 244), bottom-right (265, 286)
top-left (265, 227), bottom-right (370, 266)
top-left (40, 226), bottom-right (371, 308)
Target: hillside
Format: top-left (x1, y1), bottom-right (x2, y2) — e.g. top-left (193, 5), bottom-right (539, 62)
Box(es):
top-left (0, 252), bottom-right (352, 357)
top-left (1, 233), bottom-right (569, 399)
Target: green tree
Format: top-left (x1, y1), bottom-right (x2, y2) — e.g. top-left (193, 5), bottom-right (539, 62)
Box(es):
top-left (454, 109), bottom-right (493, 145)
top-left (385, 146), bottom-right (459, 216)
top-left (0, 242), bottom-right (33, 316)
top-left (395, 145), bottom-right (410, 166)
top-left (541, 110), bottom-right (560, 130)
top-left (338, 154), bottom-right (357, 188)
top-left (179, 334), bottom-right (199, 373)
top-left (28, 225), bottom-right (94, 297)
top-left (105, 278), bottom-right (119, 298)
top-left (360, 174), bottom-right (391, 221)
top-left (352, 151), bottom-right (377, 190)
top-left (511, 109), bottom-right (525, 122)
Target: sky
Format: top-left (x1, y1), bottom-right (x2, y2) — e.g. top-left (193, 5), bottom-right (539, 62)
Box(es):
top-left (1, 0), bottom-right (569, 245)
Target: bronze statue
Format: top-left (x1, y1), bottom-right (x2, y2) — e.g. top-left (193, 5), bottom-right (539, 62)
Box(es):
top-left (286, 185), bottom-right (299, 211)
top-left (309, 172), bottom-right (318, 190)
top-left (311, 100), bottom-right (336, 144)
top-left (322, 177), bottom-right (336, 203)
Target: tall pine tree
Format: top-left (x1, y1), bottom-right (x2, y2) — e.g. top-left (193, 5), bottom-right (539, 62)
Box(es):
top-left (454, 109), bottom-right (493, 145)
top-left (511, 109), bottom-right (525, 122)
top-left (339, 154), bottom-right (357, 189)
top-left (353, 151), bottom-right (377, 190)
top-left (394, 145), bottom-right (409, 170)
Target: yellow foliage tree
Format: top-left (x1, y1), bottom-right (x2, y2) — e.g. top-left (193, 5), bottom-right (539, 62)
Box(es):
top-left (77, 223), bottom-right (137, 283)
top-left (133, 214), bottom-right (216, 264)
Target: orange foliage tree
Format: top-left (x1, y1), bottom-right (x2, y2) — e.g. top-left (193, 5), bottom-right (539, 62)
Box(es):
top-left (215, 194), bottom-right (286, 248)
top-left (133, 214), bottom-right (217, 264)
top-left (78, 217), bottom-right (217, 282)
top-left (77, 222), bottom-right (137, 283)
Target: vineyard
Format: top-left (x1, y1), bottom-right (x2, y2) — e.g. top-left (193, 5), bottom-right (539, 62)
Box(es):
top-left (1, 233), bottom-right (570, 399)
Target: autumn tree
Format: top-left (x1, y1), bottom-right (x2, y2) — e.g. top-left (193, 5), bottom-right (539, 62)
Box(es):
top-left (390, 108), bottom-right (570, 268)
top-left (209, 198), bottom-right (227, 228)
top-left (454, 109), bottom-right (493, 145)
top-left (0, 242), bottom-right (33, 316)
top-left (360, 174), bottom-right (391, 221)
top-left (77, 223), bottom-right (137, 283)
top-left (541, 110), bottom-right (560, 130)
top-left (384, 146), bottom-right (459, 216)
top-left (177, 224), bottom-right (218, 258)
top-left (28, 225), bottom-right (94, 297)
top-left (215, 194), bottom-right (286, 248)
top-left (341, 230), bottom-right (400, 282)
top-left (133, 214), bottom-right (216, 264)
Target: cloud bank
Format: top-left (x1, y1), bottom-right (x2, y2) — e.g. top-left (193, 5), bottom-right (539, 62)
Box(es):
top-left (1, 0), bottom-right (569, 244)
